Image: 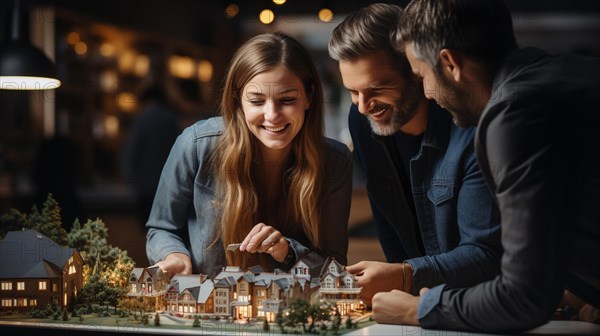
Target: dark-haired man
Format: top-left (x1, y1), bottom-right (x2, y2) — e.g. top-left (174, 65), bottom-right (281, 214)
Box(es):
top-left (383, 0), bottom-right (600, 332)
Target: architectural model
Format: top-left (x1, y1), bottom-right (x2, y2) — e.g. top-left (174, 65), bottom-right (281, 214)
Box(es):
top-left (128, 254), bottom-right (364, 321)
top-left (0, 228), bottom-right (364, 326)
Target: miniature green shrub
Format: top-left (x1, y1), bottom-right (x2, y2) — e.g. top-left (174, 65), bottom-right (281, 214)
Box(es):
top-left (61, 309), bottom-right (69, 321)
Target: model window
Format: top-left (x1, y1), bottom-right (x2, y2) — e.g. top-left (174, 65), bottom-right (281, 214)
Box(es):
top-left (17, 282), bottom-right (25, 290)
top-left (1, 282), bottom-right (12, 290)
top-left (39, 281), bottom-right (47, 290)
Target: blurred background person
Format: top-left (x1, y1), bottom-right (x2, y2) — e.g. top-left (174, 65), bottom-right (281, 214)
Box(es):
top-left (121, 85), bottom-right (180, 227)
top-left (34, 109), bottom-right (82, 232)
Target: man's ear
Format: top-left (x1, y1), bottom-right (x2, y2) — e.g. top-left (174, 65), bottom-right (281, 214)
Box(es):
top-left (439, 48), bottom-right (463, 82)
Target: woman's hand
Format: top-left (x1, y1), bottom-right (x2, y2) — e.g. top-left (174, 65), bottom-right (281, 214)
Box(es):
top-left (155, 252), bottom-right (192, 280)
top-left (240, 223), bottom-right (289, 263)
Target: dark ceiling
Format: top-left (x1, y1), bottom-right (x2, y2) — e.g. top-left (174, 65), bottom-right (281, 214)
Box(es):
top-left (2, 0), bottom-right (599, 47)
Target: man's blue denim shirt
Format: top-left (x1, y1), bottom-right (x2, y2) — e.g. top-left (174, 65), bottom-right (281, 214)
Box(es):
top-left (349, 101), bottom-right (502, 298)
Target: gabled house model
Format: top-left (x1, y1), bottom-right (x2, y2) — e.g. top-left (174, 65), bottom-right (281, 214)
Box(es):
top-left (0, 230), bottom-right (83, 311)
top-left (127, 255), bottom-right (363, 321)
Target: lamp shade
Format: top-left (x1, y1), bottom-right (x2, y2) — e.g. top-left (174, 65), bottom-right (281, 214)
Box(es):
top-left (0, 40), bottom-right (61, 90)
top-left (0, 0), bottom-right (61, 90)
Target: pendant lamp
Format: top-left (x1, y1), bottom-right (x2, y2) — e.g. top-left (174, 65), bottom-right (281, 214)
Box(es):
top-left (0, 0), bottom-right (61, 90)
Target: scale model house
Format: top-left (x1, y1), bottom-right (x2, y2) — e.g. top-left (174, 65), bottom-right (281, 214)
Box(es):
top-left (127, 255), bottom-right (363, 321)
top-left (0, 230), bottom-right (83, 311)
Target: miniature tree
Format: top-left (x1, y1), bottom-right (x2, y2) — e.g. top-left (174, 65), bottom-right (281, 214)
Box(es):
top-left (263, 318), bottom-right (269, 332)
top-left (193, 315), bottom-right (201, 328)
top-left (62, 309), bottom-right (69, 321)
top-left (67, 218), bottom-right (110, 282)
top-left (154, 312), bottom-right (160, 326)
top-left (344, 316), bottom-right (353, 329)
top-left (275, 312), bottom-right (285, 334)
top-left (331, 306), bottom-right (341, 335)
top-left (286, 299), bottom-right (310, 332)
top-left (0, 208), bottom-right (31, 238)
top-left (69, 217), bottom-right (133, 309)
top-left (0, 194), bottom-right (65, 240)
top-left (307, 302), bottom-right (330, 333)
top-left (142, 314), bottom-right (149, 325)
top-left (36, 194), bottom-right (68, 246)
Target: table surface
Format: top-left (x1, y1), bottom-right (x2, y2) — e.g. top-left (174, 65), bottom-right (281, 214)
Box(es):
top-left (2, 319), bottom-right (600, 335)
top-left (345, 320), bottom-right (600, 335)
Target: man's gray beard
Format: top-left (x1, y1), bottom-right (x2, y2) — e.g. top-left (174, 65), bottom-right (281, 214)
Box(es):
top-left (368, 94), bottom-right (420, 136)
top-left (368, 114), bottom-right (401, 136)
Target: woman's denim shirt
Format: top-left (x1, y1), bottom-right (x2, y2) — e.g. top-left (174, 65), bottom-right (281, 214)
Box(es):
top-left (350, 102), bottom-right (502, 293)
top-left (146, 117), bottom-right (353, 278)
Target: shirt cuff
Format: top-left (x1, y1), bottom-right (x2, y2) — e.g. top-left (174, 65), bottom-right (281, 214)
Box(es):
top-left (271, 238), bottom-right (304, 271)
top-left (418, 284), bottom-right (446, 321)
top-left (406, 257), bottom-right (437, 295)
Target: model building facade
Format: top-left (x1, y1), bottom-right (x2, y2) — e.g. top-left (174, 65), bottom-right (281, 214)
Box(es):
top-left (127, 255), bottom-right (362, 321)
top-left (0, 230), bottom-right (83, 311)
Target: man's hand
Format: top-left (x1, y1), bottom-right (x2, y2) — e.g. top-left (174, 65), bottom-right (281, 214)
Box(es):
top-left (155, 252), bottom-right (192, 279)
top-left (346, 261), bottom-right (404, 306)
top-left (240, 223), bottom-right (289, 263)
top-left (560, 290), bottom-right (600, 323)
top-left (372, 288), bottom-right (428, 325)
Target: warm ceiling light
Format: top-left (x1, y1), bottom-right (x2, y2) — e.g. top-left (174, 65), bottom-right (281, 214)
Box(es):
top-left (118, 49), bottom-right (137, 73)
top-left (117, 92), bottom-right (137, 113)
top-left (74, 41), bottom-right (87, 55)
top-left (259, 9), bottom-right (275, 25)
top-left (0, 0), bottom-right (61, 90)
top-left (100, 70), bottom-right (118, 91)
top-left (169, 55), bottom-right (195, 79)
top-left (133, 54), bottom-right (150, 77)
top-left (198, 59), bottom-right (213, 82)
top-left (318, 8), bottom-right (334, 23)
top-left (67, 32), bottom-right (80, 45)
top-left (273, 0), bottom-right (286, 5)
top-left (104, 115), bottom-right (120, 138)
top-left (225, 4), bottom-right (239, 18)
top-left (99, 42), bottom-right (115, 57)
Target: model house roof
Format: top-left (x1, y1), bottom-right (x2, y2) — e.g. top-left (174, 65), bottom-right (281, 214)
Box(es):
top-left (0, 230), bottom-right (78, 279)
top-left (319, 257), bottom-right (346, 279)
top-left (197, 279), bottom-right (214, 303)
top-left (273, 278), bottom-right (292, 291)
top-left (248, 265), bottom-right (264, 274)
top-left (130, 267), bottom-right (144, 280)
top-left (214, 276), bottom-right (237, 288)
top-left (145, 265), bottom-right (162, 277)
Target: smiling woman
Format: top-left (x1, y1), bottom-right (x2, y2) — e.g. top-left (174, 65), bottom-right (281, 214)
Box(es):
top-left (241, 65), bottom-right (309, 158)
top-left (146, 32), bottom-right (353, 279)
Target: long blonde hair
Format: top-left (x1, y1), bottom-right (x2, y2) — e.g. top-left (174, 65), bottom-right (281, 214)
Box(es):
top-left (212, 33), bottom-right (325, 270)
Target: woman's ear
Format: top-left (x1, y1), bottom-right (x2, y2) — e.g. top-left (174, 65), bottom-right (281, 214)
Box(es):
top-left (439, 48), bottom-right (463, 82)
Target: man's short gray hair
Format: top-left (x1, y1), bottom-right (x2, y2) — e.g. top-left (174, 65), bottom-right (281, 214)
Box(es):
top-left (397, 0), bottom-right (517, 70)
